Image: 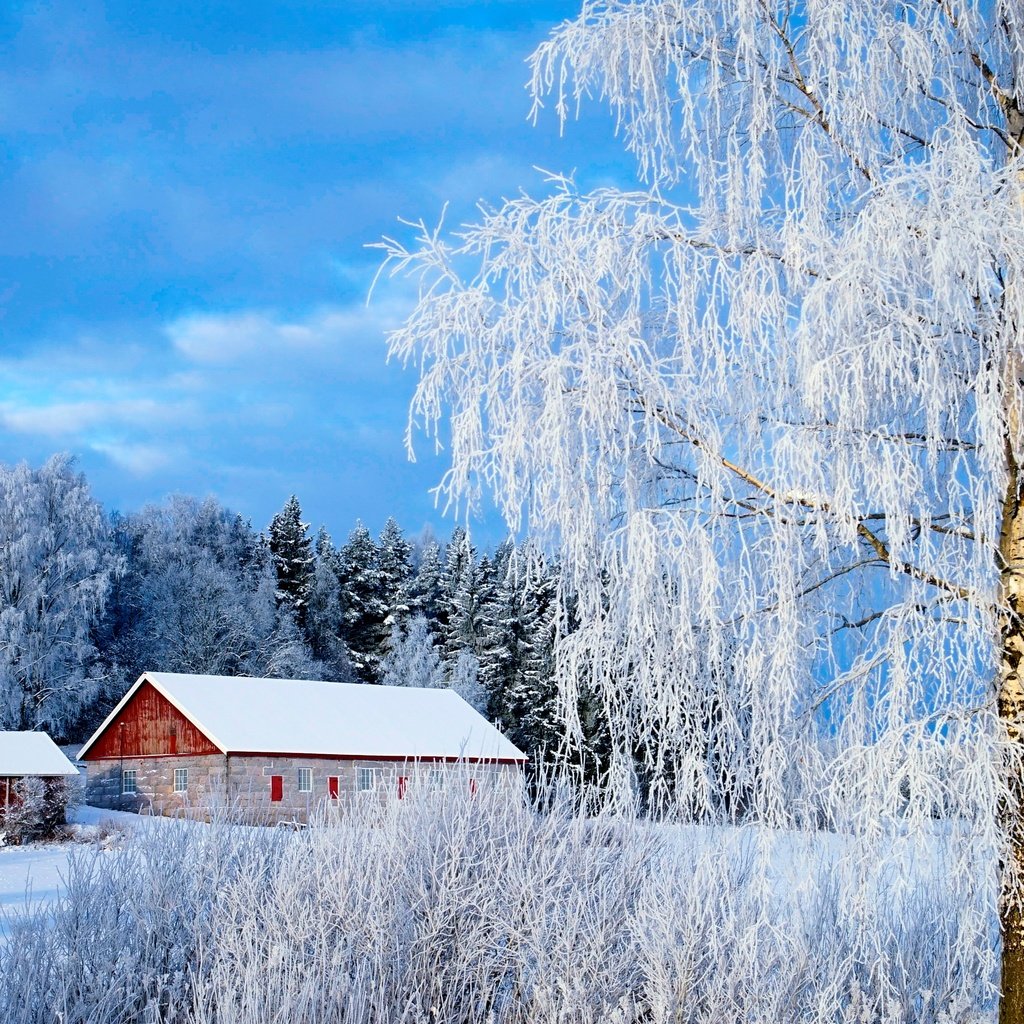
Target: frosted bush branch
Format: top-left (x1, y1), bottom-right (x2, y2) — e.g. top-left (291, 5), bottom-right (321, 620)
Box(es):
top-left (0, 783), bottom-right (999, 1023)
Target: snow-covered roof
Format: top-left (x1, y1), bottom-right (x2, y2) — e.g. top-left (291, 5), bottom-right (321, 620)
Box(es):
top-left (79, 672), bottom-right (528, 762)
top-left (0, 732), bottom-right (80, 777)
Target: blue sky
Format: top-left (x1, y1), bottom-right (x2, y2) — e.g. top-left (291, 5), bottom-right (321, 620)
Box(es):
top-left (0, 0), bottom-right (630, 545)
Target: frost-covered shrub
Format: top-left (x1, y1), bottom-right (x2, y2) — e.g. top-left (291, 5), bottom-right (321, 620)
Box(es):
top-left (0, 779), bottom-right (997, 1024)
top-left (0, 776), bottom-right (75, 844)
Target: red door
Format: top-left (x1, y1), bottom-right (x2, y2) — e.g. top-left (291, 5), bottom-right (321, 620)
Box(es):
top-left (397, 776), bottom-right (408, 800)
top-left (270, 775), bottom-right (283, 802)
top-left (328, 776), bottom-right (339, 799)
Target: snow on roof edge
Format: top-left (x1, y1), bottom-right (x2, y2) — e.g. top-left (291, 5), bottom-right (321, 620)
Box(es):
top-left (0, 732), bottom-right (80, 776)
top-left (80, 672), bottom-right (528, 762)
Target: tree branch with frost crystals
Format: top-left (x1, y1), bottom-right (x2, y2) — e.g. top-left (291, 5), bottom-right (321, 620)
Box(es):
top-left (627, 385), bottom-right (978, 601)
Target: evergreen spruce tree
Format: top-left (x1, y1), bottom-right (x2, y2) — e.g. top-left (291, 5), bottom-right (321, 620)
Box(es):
top-left (267, 495), bottom-right (314, 630)
top-left (304, 527), bottom-right (354, 681)
top-left (409, 539), bottom-right (444, 627)
top-left (377, 517), bottom-right (414, 632)
top-left (509, 561), bottom-right (562, 759)
top-left (477, 558), bottom-right (521, 725)
top-left (478, 545), bottom-right (562, 761)
top-left (439, 527), bottom-right (481, 668)
top-left (337, 522), bottom-right (387, 683)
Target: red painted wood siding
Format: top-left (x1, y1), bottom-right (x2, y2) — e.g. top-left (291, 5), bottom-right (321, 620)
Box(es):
top-left (83, 680), bottom-right (220, 759)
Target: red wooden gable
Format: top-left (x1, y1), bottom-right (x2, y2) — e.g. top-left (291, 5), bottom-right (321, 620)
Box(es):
top-left (82, 680), bottom-right (220, 760)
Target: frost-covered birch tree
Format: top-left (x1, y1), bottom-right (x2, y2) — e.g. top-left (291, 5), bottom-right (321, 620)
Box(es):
top-left (0, 455), bottom-right (117, 737)
top-left (380, 1), bottom-right (1024, 1016)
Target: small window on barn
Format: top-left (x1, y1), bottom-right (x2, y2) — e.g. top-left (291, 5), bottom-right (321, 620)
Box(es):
top-left (426, 767), bottom-right (444, 789)
top-left (173, 768), bottom-right (188, 793)
top-left (122, 769), bottom-right (137, 795)
top-left (356, 767), bottom-right (378, 792)
top-left (297, 767), bottom-right (313, 793)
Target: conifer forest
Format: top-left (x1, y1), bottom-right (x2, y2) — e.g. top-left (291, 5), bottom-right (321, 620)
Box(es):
top-left (0, 454), bottom-right (574, 770)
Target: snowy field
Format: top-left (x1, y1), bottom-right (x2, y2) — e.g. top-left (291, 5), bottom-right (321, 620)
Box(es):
top-left (0, 794), bottom-right (999, 1024)
top-left (0, 805), bottom-right (144, 937)
top-left (0, 844), bottom-right (77, 933)
top-left (0, 796), bottom-right (999, 1023)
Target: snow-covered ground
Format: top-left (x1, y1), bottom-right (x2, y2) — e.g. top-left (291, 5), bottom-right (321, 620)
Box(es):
top-left (0, 805), bottom-right (146, 935)
top-left (0, 799), bottom-right (996, 1022)
top-left (0, 844), bottom-right (76, 927)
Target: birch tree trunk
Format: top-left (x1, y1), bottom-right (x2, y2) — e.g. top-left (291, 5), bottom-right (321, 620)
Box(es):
top-left (1000, 437), bottom-right (1024, 1022)
top-left (1001, 97), bottom-right (1024, 1024)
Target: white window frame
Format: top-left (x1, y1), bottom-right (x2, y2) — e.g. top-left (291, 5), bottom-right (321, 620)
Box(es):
top-left (173, 768), bottom-right (188, 794)
top-left (356, 766), bottom-right (378, 793)
top-left (122, 769), bottom-right (137, 795)
top-left (297, 767), bottom-right (313, 793)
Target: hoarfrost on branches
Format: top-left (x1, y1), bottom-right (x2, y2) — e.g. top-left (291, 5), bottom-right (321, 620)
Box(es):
top-left (379, 0), bottom-right (1024, 1013)
top-left (380, 614), bottom-right (447, 690)
top-left (0, 455), bottom-right (118, 737)
top-left (448, 648), bottom-right (487, 715)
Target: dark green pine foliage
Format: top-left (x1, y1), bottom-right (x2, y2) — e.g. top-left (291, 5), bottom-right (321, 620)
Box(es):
top-left (268, 495), bottom-right (314, 630)
top-left (377, 517), bottom-right (414, 632)
top-left (512, 563), bottom-right (562, 758)
top-left (476, 542), bottom-right (517, 710)
top-left (303, 527), bottom-right (354, 681)
top-left (409, 539), bottom-right (444, 627)
top-left (479, 545), bottom-right (562, 761)
top-left (337, 522), bottom-right (387, 683)
top-left (440, 527), bottom-right (483, 669)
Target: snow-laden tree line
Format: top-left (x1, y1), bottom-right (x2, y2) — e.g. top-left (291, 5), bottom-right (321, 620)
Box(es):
top-left (0, 455), bottom-right (575, 765)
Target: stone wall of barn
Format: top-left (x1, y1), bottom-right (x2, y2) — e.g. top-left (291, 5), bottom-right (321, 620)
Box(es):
top-left (84, 754), bottom-right (522, 822)
top-left (83, 754), bottom-right (229, 815)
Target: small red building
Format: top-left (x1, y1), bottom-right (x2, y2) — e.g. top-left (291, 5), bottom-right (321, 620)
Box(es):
top-left (0, 731), bottom-right (79, 809)
top-left (78, 671), bottom-right (527, 820)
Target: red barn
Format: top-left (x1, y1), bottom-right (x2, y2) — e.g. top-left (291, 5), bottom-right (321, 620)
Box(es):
top-left (0, 731), bottom-right (79, 810)
top-left (78, 671), bottom-right (527, 820)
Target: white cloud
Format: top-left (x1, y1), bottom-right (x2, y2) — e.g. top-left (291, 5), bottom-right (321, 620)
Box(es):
top-left (165, 303), bottom-right (405, 366)
top-left (0, 397), bottom-right (172, 437)
top-left (0, 296), bottom-right (415, 491)
top-left (88, 439), bottom-right (173, 475)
